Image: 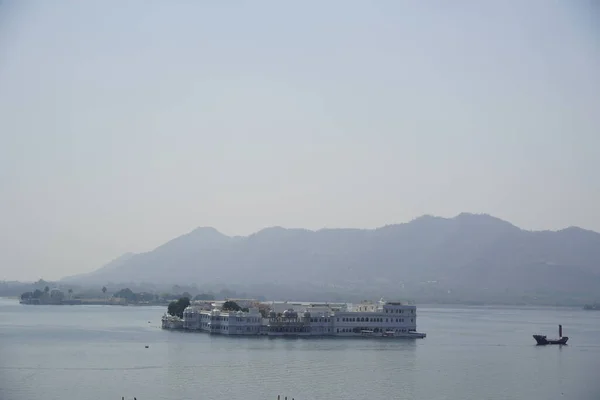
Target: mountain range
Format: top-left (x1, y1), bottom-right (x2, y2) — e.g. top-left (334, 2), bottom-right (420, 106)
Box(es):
top-left (61, 213), bottom-right (600, 305)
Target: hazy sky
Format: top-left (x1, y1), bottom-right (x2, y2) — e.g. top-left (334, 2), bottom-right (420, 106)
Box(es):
top-left (0, 1), bottom-right (598, 281)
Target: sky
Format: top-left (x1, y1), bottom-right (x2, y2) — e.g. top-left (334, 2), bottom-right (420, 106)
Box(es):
top-left (0, 1), bottom-right (599, 281)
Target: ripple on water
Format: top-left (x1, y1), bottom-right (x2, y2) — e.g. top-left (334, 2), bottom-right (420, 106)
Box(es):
top-left (1, 301), bottom-right (599, 400)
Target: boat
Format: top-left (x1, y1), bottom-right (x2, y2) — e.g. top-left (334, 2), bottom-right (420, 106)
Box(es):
top-left (533, 325), bottom-right (568, 345)
top-left (381, 330), bottom-right (426, 338)
top-left (360, 329), bottom-right (426, 339)
top-left (402, 331), bottom-right (427, 339)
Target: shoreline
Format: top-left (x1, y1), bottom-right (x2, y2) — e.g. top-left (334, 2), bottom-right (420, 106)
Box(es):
top-left (11, 299), bottom-right (169, 307)
top-left (0, 297), bottom-right (591, 309)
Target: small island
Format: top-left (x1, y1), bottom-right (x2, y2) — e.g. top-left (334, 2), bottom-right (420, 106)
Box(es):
top-left (161, 297), bottom-right (427, 339)
top-left (20, 286), bottom-right (78, 305)
top-left (20, 286), bottom-right (128, 305)
top-left (583, 303), bottom-right (599, 311)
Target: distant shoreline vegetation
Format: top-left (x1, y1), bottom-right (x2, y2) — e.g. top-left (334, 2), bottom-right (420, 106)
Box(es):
top-left (5, 279), bottom-right (599, 308)
top-left (19, 285), bottom-right (216, 306)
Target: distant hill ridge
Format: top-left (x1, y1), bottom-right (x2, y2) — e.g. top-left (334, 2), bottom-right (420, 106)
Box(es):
top-left (61, 213), bottom-right (600, 302)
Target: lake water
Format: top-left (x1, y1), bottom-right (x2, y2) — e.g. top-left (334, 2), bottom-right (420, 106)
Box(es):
top-left (1, 298), bottom-right (599, 400)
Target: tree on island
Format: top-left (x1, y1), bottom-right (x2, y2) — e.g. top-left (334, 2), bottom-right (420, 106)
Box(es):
top-left (222, 301), bottom-right (241, 312)
top-left (33, 289), bottom-right (43, 299)
top-left (167, 297), bottom-right (190, 319)
top-left (68, 288), bottom-right (73, 299)
top-left (44, 286), bottom-right (49, 295)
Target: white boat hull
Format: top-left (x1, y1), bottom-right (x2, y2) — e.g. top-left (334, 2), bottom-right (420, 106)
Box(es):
top-left (362, 330), bottom-right (426, 339)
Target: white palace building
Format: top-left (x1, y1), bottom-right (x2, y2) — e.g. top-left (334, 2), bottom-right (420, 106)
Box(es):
top-left (162, 298), bottom-right (426, 339)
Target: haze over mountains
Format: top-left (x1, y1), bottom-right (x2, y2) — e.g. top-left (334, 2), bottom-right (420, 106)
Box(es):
top-left (62, 213), bottom-right (600, 305)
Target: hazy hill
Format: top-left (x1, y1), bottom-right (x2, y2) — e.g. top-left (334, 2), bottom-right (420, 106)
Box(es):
top-left (62, 253), bottom-right (135, 282)
top-left (62, 213), bottom-right (600, 304)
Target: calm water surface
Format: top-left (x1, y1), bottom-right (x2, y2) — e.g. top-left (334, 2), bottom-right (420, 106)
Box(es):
top-left (1, 298), bottom-right (599, 400)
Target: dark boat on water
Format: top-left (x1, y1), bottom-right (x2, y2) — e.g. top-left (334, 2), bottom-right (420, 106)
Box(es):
top-left (533, 324), bottom-right (568, 345)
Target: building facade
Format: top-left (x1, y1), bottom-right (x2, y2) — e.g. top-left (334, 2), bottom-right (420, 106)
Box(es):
top-left (164, 298), bottom-right (425, 338)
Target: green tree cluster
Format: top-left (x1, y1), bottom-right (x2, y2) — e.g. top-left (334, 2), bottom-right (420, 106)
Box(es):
top-left (113, 288), bottom-right (136, 301)
top-left (112, 288), bottom-right (158, 303)
top-left (167, 297), bottom-right (190, 318)
top-left (222, 301), bottom-right (241, 312)
top-left (20, 291), bottom-right (33, 300)
top-left (20, 288), bottom-right (50, 301)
